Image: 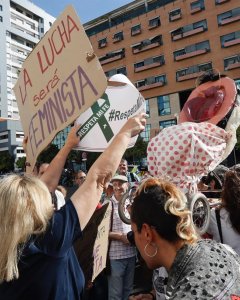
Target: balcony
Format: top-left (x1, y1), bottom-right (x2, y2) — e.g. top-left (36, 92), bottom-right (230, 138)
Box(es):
top-left (172, 26), bottom-right (205, 41)
top-left (223, 38), bottom-right (240, 47)
top-left (225, 61), bottom-right (240, 70)
top-left (138, 80), bottom-right (165, 91)
top-left (219, 15), bottom-right (240, 25)
top-left (131, 28), bottom-right (141, 36)
top-left (177, 71), bottom-right (204, 81)
top-left (175, 48), bottom-right (209, 61)
top-left (113, 36), bottom-right (123, 43)
top-left (191, 7), bottom-right (203, 14)
top-left (98, 42), bottom-right (107, 49)
top-left (216, 0), bottom-right (230, 3)
top-left (101, 54), bottom-right (123, 65)
top-left (135, 61), bottom-right (164, 72)
top-left (169, 9), bottom-right (182, 22)
top-left (132, 35), bottom-right (163, 53)
top-left (170, 13), bottom-right (182, 21)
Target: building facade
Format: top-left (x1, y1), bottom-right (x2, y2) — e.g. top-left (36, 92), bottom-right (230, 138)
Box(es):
top-left (0, 0), bottom-right (55, 163)
top-left (84, 0), bottom-right (240, 141)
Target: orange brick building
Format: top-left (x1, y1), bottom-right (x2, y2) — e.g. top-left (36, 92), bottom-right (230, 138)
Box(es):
top-left (84, 0), bottom-right (240, 141)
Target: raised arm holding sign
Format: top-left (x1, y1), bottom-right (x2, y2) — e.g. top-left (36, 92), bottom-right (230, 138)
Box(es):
top-left (14, 5), bottom-right (107, 172)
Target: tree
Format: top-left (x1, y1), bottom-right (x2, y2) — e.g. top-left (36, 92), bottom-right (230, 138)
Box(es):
top-left (124, 136), bottom-right (148, 164)
top-left (15, 156), bottom-right (26, 171)
top-left (0, 151), bottom-right (14, 173)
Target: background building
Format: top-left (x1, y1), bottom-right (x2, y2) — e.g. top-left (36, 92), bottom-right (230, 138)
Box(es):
top-left (0, 0), bottom-right (55, 164)
top-left (1, 0), bottom-right (239, 168)
top-left (84, 0), bottom-right (240, 142)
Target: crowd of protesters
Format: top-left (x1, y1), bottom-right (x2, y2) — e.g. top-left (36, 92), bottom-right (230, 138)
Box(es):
top-left (1, 70), bottom-right (240, 300)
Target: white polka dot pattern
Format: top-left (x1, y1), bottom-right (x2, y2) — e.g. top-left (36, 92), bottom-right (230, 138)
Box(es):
top-left (147, 122), bottom-right (231, 194)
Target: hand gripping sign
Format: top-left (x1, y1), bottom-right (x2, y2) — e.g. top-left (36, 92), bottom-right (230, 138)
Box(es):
top-left (13, 5), bottom-right (107, 171)
top-left (75, 74), bottom-right (146, 151)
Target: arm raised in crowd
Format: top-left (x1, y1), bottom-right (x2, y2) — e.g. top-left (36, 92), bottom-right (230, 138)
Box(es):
top-left (24, 125), bottom-right (81, 192)
top-left (71, 113), bottom-right (147, 230)
top-left (40, 126), bottom-right (80, 192)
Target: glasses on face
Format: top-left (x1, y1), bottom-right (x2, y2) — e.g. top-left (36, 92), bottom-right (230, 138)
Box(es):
top-left (76, 176), bottom-right (86, 180)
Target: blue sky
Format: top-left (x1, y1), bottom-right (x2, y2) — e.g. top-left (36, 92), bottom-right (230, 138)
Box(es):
top-left (31, 0), bottom-right (133, 24)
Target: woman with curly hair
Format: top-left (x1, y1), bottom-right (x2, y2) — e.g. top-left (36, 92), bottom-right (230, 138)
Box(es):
top-left (207, 166), bottom-right (240, 255)
top-left (131, 178), bottom-right (240, 299)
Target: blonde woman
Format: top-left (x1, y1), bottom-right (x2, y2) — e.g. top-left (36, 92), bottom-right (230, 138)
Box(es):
top-left (0, 113), bottom-right (146, 300)
top-left (130, 178), bottom-right (240, 299)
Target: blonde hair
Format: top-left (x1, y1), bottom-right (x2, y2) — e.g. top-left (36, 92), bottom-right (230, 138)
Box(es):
top-left (132, 178), bottom-right (198, 244)
top-left (0, 174), bottom-right (54, 282)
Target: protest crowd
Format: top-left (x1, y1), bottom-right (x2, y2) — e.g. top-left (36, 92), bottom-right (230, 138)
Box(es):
top-left (1, 39), bottom-right (240, 300)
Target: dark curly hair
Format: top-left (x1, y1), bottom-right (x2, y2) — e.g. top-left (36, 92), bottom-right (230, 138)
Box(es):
top-left (222, 166), bottom-right (240, 234)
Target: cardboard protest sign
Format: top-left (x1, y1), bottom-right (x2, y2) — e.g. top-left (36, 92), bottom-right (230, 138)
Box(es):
top-left (73, 202), bottom-right (111, 283)
top-left (92, 202), bottom-right (112, 281)
top-left (13, 5), bottom-right (107, 171)
top-left (75, 74), bottom-right (146, 151)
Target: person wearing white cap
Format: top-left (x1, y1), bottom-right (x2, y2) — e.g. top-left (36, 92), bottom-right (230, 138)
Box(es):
top-left (108, 174), bottom-right (136, 300)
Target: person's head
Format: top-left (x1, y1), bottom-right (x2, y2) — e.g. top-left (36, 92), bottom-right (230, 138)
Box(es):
top-left (222, 166), bottom-right (240, 234)
top-left (111, 175), bottom-right (129, 201)
top-left (205, 165), bottom-right (229, 190)
top-left (105, 183), bottom-right (113, 198)
top-left (74, 170), bottom-right (86, 187)
top-left (118, 158), bottom-right (128, 175)
top-left (38, 163), bottom-right (50, 177)
top-left (0, 174), bottom-right (54, 282)
top-left (131, 178), bottom-right (198, 270)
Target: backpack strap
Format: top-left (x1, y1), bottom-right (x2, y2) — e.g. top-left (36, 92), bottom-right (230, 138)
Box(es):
top-left (215, 208), bottom-right (223, 243)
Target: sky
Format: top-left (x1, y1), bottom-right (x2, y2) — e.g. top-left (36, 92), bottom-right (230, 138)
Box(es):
top-left (31, 0), bottom-right (134, 24)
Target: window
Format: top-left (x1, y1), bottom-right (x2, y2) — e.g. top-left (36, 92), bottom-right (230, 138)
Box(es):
top-left (173, 40), bottom-right (210, 60)
top-left (134, 61), bottom-right (144, 69)
top-left (157, 95), bottom-right (171, 116)
top-left (217, 8), bottom-right (240, 25)
top-left (149, 17), bottom-right (160, 28)
top-left (131, 24), bottom-right (141, 36)
top-left (145, 99), bottom-right (150, 116)
top-left (113, 31), bottom-right (123, 42)
top-left (49, 22), bottom-right (52, 26)
top-left (169, 8), bottom-right (181, 21)
top-left (190, 0), bottom-right (205, 11)
top-left (0, 16), bottom-right (2, 22)
top-left (140, 124), bottom-right (151, 142)
top-left (0, 5), bottom-right (2, 11)
top-left (155, 74), bottom-right (166, 84)
top-left (98, 38), bottom-right (107, 48)
top-left (176, 62), bottom-right (213, 81)
top-left (135, 80), bottom-right (145, 88)
top-left (224, 55), bottom-right (240, 70)
top-left (220, 31), bottom-right (240, 47)
top-left (153, 55), bottom-right (165, 64)
top-left (159, 119), bottom-right (177, 129)
top-left (105, 66), bottom-right (127, 77)
top-left (198, 62), bottom-right (212, 72)
top-left (0, 134), bottom-right (8, 140)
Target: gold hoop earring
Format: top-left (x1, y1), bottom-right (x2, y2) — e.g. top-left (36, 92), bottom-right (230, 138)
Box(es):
top-left (144, 243), bottom-right (158, 258)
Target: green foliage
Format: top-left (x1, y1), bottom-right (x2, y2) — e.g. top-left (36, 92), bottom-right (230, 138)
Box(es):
top-left (0, 151), bottom-right (14, 172)
top-left (15, 156), bottom-right (26, 171)
top-left (124, 136), bottom-right (148, 163)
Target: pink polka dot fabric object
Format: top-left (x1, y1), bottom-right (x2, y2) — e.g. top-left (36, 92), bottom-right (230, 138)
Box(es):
top-left (147, 122), bottom-right (231, 194)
